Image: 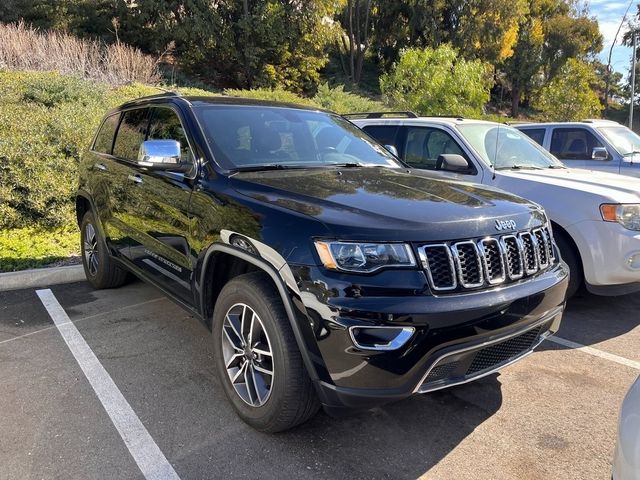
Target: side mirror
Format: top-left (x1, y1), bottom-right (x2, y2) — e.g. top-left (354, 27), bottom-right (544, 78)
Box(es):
top-left (137, 140), bottom-right (190, 171)
top-left (437, 154), bottom-right (471, 172)
top-left (384, 144), bottom-right (399, 157)
top-left (592, 147), bottom-right (609, 160)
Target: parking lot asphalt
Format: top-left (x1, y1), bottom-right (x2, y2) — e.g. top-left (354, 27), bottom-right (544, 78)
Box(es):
top-left (0, 280), bottom-right (638, 480)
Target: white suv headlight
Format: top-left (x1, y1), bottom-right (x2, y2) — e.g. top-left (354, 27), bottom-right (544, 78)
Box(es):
top-left (600, 204), bottom-right (640, 231)
top-left (315, 241), bottom-right (416, 273)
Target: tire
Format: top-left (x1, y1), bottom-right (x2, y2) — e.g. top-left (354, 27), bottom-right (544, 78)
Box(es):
top-left (212, 271), bottom-right (320, 432)
top-left (80, 211), bottom-right (128, 289)
top-left (554, 230), bottom-right (582, 299)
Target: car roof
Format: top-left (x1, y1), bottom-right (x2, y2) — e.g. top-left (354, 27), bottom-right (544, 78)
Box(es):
top-left (350, 115), bottom-right (502, 127)
top-left (115, 92), bottom-right (330, 113)
top-left (515, 120), bottom-right (622, 128)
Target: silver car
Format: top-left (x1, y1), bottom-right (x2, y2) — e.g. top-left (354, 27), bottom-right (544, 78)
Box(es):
top-left (516, 120), bottom-right (640, 178)
top-left (613, 375), bottom-right (640, 480)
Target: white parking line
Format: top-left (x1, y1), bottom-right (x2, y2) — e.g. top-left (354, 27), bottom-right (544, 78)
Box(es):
top-left (546, 335), bottom-right (640, 370)
top-left (0, 297), bottom-right (165, 347)
top-left (36, 289), bottom-right (181, 480)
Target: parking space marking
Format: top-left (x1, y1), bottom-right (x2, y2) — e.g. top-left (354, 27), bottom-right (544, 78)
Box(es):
top-left (547, 335), bottom-right (640, 370)
top-left (0, 297), bottom-right (165, 347)
top-left (36, 289), bottom-right (181, 480)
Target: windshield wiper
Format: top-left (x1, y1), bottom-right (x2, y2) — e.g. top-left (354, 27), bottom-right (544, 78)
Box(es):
top-left (327, 162), bottom-right (364, 168)
top-left (622, 150), bottom-right (640, 156)
top-left (495, 165), bottom-right (544, 170)
top-left (547, 165), bottom-right (566, 169)
top-left (231, 164), bottom-right (310, 172)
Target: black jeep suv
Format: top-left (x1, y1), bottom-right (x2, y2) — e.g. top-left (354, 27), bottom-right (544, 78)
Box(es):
top-left (77, 94), bottom-right (569, 432)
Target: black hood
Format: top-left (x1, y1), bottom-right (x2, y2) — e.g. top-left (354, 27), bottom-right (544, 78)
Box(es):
top-left (230, 167), bottom-right (545, 242)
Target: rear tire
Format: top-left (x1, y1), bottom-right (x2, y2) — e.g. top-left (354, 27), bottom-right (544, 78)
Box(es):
top-left (80, 211), bottom-right (128, 289)
top-left (212, 271), bottom-right (320, 432)
top-left (554, 230), bottom-right (582, 299)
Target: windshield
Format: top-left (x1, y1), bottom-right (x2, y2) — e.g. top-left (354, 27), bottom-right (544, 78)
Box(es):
top-left (457, 124), bottom-right (565, 170)
top-left (597, 126), bottom-right (640, 156)
top-left (193, 105), bottom-right (401, 170)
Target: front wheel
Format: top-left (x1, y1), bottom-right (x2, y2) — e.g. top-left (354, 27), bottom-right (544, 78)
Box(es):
top-left (212, 272), bottom-right (319, 432)
top-left (554, 231), bottom-right (582, 299)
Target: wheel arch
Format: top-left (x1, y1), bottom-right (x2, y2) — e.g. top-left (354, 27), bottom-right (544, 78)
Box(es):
top-left (198, 244), bottom-right (321, 386)
top-left (550, 220), bottom-right (583, 269)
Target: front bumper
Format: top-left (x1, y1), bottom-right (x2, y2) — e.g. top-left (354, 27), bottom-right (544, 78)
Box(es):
top-left (566, 220), bottom-right (640, 293)
top-left (292, 261), bottom-right (569, 412)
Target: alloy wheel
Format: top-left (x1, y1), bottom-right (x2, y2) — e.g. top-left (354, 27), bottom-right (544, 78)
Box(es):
top-left (221, 303), bottom-right (274, 407)
top-left (83, 223), bottom-right (99, 276)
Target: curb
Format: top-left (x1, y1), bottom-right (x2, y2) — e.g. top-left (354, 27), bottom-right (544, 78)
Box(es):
top-left (0, 265), bottom-right (86, 292)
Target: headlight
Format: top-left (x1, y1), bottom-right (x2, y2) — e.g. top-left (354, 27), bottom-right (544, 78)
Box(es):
top-left (314, 241), bottom-right (416, 273)
top-left (600, 204), bottom-right (640, 231)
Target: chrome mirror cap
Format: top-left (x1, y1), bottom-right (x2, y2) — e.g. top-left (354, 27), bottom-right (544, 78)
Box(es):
top-left (137, 139), bottom-right (182, 168)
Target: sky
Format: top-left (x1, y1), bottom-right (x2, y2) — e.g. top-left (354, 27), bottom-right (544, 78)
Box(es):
top-left (590, 0), bottom-right (636, 76)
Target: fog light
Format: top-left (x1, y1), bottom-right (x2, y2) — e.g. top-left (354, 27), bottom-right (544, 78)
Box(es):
top-left (627, 252), bottom-right (640, 269)
top-left (349, 326), bottom-right (415, 351)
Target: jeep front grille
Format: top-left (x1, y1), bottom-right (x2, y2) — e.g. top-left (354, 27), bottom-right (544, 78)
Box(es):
top-left (418, 226), bottom-right (555, 293)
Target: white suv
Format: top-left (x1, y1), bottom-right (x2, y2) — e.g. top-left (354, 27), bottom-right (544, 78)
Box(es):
top-left (516, 120), bottom-right (640, 178)
top-left (351, 113), bottom-right (640, 297)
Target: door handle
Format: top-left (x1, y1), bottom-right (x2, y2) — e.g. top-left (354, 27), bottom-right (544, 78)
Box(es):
top-left (128, 174), bottom-right (143, 184)
top-left (94, 163), bottom-right (107, 171)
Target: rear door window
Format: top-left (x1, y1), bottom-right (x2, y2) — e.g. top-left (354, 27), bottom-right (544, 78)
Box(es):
top-left (92, 113), bottom-right (120, 154)
top-left (113, 108), bottom-right (150, 161)
top-left (550, 127), bottom-right (604, 160)
top-left (361, 125), bottom-right (400, 149)
top-left (520, 128), bottom-right (546, 146)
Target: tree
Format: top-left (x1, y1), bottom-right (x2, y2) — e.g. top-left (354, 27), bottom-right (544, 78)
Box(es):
top-left (336, 0), bottom-right (373, 84)
top-left (380, 44), bottom-right (491, 116)
top-left (532, 58), bottom-right (602, 121)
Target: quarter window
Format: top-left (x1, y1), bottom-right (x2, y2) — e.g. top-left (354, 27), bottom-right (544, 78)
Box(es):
top-left (550, 128), bottom-right (604, 160)
top-left (92, 113), bottom-right (120, 154)
top-left (113, 108), bottom-right (150, 161)
top-left (402, 126), bottom-right (469, 171)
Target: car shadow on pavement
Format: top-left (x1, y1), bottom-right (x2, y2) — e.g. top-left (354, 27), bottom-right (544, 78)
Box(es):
top-left (276, 377), bottom-right (504, 479)
top-left (538, 291), bottom-right (640, 349)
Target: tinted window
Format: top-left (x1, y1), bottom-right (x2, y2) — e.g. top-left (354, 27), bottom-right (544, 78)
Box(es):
top-left (402, 126), bottom-right (468, 171)
top-left (550, 128), bottom-right (604, 160)
top-left (520, 128), bottom-right (545, 146)
top-left (362, 125), bottom-right (400, 148)
top-left (148, 107), bottom-right (194, 163)
top-left (194, 106), bottom-right (400, 169)
top-left (113, 108), bottom-right (149, 161)
top-left (92, 113), bottom-right (120, 154)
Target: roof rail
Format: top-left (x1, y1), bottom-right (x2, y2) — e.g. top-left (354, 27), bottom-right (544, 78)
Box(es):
top-left (580, 118), bottom-right (617, 124)
top-left (342, 111), bottom-right (418, 119)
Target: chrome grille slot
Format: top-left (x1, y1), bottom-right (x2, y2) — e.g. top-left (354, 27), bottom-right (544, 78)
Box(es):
top-left (479, 238), bottom-right (506, 284)
top-left (451, 241), bottom-right (484, 288)
top-left (501, 235), bottom-right (524, 280)
top-left (533, 228), bottom-right (550, 268)
top-left (519, 232), bottom-right (539, 274)
top-left (419, 244), bottom-right (457, 291)
top-left (419, 225), bottom-right (555, 293)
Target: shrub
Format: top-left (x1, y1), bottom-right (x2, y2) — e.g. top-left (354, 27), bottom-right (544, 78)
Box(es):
top-left (380, 44), bottom-right (492, 117)
top-left (313, 83), bottom-right (387, 114)
top-left (222, 87), bottom-right (318, 108)
top-left (532, 59), bottom-right (602, 121)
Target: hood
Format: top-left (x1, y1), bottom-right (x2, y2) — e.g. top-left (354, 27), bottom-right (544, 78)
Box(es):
top-left (230, 167), bottom-right (545, 242)
top-left (496, 168), bottom-right (640, 203)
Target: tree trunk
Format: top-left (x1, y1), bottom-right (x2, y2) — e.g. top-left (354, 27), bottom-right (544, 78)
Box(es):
top-left (511, 87), bottom-right (520, 117)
